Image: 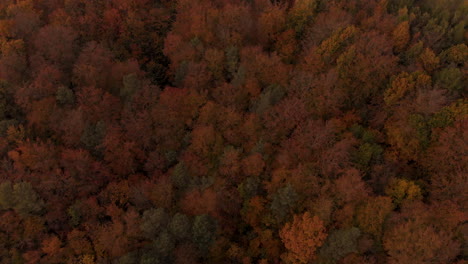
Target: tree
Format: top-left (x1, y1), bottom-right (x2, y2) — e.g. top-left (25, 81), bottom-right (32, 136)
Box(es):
top-left (120, 73), bottom-right (141, 102)
top-left (418, 48), bottom-right (440, 73)
top-left (355, 196), bottom-right (393, 238)
top-left (424, 120), bottom-right (467, 207)
top-left (13, 181), bottom-right (45, 217)
top-left (180, 187), bottom-right (218, 218)
top-left (0, 39), bottom-right (28, 84)
top-left (383, 220), bottom-right (460, 264)
top-left (41, 235), bottom-right (62, 256)
top-left (257, 3), bottom-right (286, 46)
top-left (318, 227), bottom-right (361, 262)
top-left (56, 86), bottom-right (75, 106)
top-left (169, 213), bottom-right (191, 241)
top-left (279, 212), bottom-right (327, 263)
top-left (0, 79), bottom-right (21, 121)
top-left (102, 126), bottom-right (142, 177)
top-left (334, 168), bottom-right (369, 204)
top-left (153, 230), bottom-right (175, 257)
top-left (270, 184), bottom-right (298, 224)
top-left (384, 178), bottom-right (422, 206)
top-left (72, 41), bottom-right (113, 89)
top-left (32, 24), bottom-right (78, 71)
top-left (392, 21), bottom-right (410, 53)
top-left (336, 31), bottom-right (398, 109)
top-left (0, 181), bottom-right (14, 210)
top-left (140, 208), bottom-right (169, 240)
top-left (192, 214), bottom-right (217, 253)
top-left (435, 67), bottom-right (464, 94)
top-left (287, 0), bottom-right (317, 37)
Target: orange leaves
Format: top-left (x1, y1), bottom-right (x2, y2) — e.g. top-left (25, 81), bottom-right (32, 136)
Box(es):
top-left (41, 235), bottom-right (62, 255)
top-left (392, 21), bottom-right (410, 52)
top-left (418, 48), bottom-right (440, 73)
top-left (257, 4), bottom-right (286, 45)
top-left (355, 196), bottom-right (393, 237)
top-left (279, 212), bottom-right (327, 263)
top-left (8, 140), bottom-right (58, 173)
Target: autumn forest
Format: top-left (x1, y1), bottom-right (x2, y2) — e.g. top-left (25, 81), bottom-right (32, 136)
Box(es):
top-left (0, 0), bottom-right (466, 263)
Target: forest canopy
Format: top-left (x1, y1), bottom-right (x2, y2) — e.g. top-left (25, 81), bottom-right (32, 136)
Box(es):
top-left (0, 0), bottom-right (466, 263)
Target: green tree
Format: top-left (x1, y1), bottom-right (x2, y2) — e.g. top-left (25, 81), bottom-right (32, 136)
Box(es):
top-left (80, 120), bottom-right (106, 153)
top-left (56, 86), bottom-right (75, 106)
top-left (169, 213), bottom-right (191, 241)
top-left (140, 208), bottom-right (170, 240)
top-left (192, 214), bottom-right (217, 253)
top-left (318, 227), bottom-right (361, 263)
top-left (435, 67), bottom-right (464, 93)
top-left (270, 184), bottom-right (299, 224)
top-left (12, 181), bottom-right (45, 217)
top-left (171, 162), bottom-right (191, 191)
top-left (0, 181), bottom-right (14, 210)
top-left (153, 230), bottom-right (175, 257)
top-left (121, 73), bottom-right (141, 101)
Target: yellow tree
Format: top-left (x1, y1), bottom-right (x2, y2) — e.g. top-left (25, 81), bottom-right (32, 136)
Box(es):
top-left (392, 21), bottom-right (410, 52)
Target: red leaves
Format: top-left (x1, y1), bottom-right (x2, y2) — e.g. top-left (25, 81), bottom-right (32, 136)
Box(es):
top-left (32, 25), bottom-right (78, 71)
top-left (0, 0), bottom-right (464, 263)
top-left (180, 187), bottom-right (218, 219)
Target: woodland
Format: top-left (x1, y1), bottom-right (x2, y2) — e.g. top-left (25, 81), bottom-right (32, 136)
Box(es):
top-left (0, 0), bottom-right (466, 263)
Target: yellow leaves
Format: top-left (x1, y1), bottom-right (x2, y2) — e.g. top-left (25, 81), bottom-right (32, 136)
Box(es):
top-left (1, 38), bottom-right (25, 54)
top-left (287, 0), bottom-right (317, 35)
top-left (384, 71), bottom-right (431, 106)
top-left (80, 254), bottom-right (96, 264)
top-left (444, 99), bottom-right (468, 119)
top-left (392, 21), bottom-right (410, 52)
top-left (316, 26), bottom-right (358, 64)
top-left (384, 72), bottom-right (414, 106)
top-left (419, 48), bottom-right (440, 73)
top-left (385, 178), bottom-right (423, 205)
top-left (441, 44), bottom-right (468, 65)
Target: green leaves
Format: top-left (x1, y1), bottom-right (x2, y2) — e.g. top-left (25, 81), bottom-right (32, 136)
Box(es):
top-left (0, 181), bottom-right (44, 217)
top-left (192, 214), bottom-right (217, 252)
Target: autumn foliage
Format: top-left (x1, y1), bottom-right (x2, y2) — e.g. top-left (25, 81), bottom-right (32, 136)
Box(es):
top-left (0, 0), bottom-right (466, 263)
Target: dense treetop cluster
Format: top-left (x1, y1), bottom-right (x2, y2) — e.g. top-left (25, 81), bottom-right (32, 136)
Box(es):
top-left (0, 0), bottom-right (466, 263)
